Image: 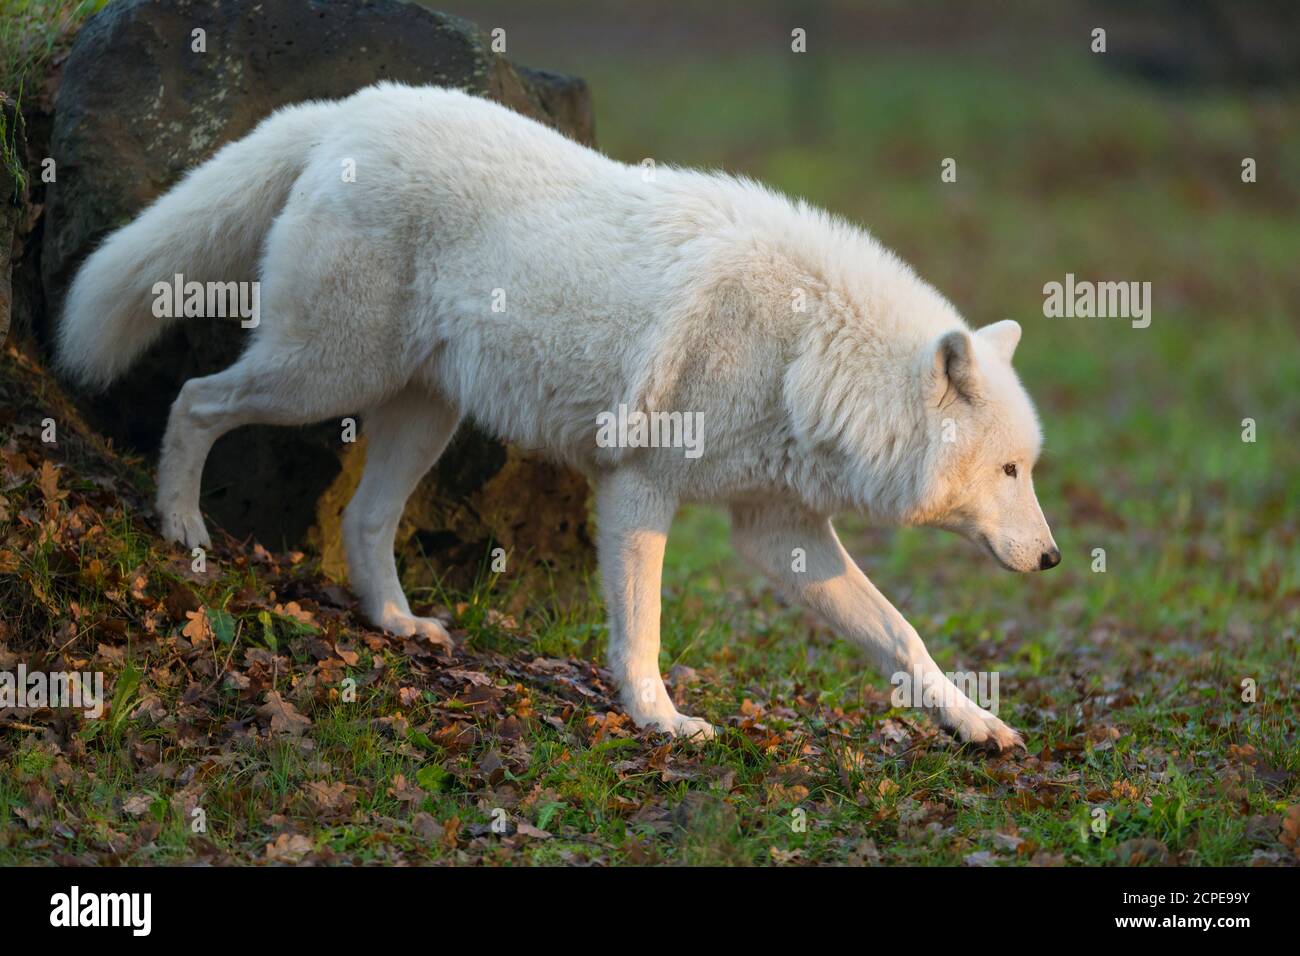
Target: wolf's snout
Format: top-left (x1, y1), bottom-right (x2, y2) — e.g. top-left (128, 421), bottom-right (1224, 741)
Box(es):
top-left (1038, 547), bottom-right (1061, 570)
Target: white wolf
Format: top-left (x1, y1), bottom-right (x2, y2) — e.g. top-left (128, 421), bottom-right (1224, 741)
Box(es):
top-left (58, 83), bottom-right (1059, 749)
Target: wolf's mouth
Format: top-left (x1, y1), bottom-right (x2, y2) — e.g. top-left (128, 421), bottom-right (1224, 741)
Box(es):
top-left (977, 533), bottom-right (1019, 572)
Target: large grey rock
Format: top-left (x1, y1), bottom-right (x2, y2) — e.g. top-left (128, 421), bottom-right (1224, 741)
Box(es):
top-left (41, 0), bottom-right (593, 594)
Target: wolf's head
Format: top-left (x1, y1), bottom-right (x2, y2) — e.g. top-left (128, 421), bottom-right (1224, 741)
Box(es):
top-left (911, 319), bottom-right (1060, 572)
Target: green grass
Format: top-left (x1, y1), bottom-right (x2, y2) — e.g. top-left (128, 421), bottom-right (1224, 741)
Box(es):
top-left (1, 1), bottom-right (110, 200)
top-left (0, 0), bottom-right (108, 97)
top-left (1, 40), bottom-right (1297, 865)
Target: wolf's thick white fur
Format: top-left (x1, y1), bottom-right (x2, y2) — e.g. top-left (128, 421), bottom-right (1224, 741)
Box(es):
top-left (59, 83), bottom-right (1059, 748)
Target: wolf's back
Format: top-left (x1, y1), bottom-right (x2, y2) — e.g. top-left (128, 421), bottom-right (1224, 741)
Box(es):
top-left (55, 100), bottom-right (332, 389)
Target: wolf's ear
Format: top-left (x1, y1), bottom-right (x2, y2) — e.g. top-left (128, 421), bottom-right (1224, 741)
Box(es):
top-left (930, 329), bottom-right (980, 405)
top-left (977, 319), bottom-right (1021, 363)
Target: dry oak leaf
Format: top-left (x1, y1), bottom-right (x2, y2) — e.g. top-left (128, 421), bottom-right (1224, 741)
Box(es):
top-left (398, 686), bottom-right (422, 708)
top-left (765, 782), bottom-right (810, 806)
top-left (515, 821), bottom-right (551, 840)
top-left (121, 794), bottom-right (153, 817)
top-left (37, 461), bottom-right (66, 505)
top-left (265, 832), bottom-right (313, 864)
top-left (304, 781), bottom-right (355, 815)
top-left (274, 601), bottom-right (315, 626)
top-left (412, 812), bottom-right (444, 842)
top-left (258, 691), bottom-right (312, 736)
top-left (181, 608), bottom-right (211, 644)
top-left (1, 445), bottom-right (34, 489)
top-left (446, 668), bottom-right (492, 687)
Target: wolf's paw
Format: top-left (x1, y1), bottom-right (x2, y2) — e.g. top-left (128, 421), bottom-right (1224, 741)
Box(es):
top-left (670, 713), bottom-right (717, 741)
top-left (943, 705), bottom-right (1024, 753)
top-left (376, 608), bottom-right (452, 645)
top-left (159, 506), bottom-right (211, 551)
top-left (630, 707), bottom-right (716, 742)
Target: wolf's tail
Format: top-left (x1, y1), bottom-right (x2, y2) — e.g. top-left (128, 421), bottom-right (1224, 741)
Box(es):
top-left (55, 101), bottom-right (329, 389)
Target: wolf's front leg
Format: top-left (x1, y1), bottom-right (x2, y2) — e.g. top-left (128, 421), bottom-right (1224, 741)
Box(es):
top-left (344, 388), bottom-right (460, 642)
top-left (595, 469), bottom-right (714, 740)
top-left (731, 503), bottom-right (1023, 752)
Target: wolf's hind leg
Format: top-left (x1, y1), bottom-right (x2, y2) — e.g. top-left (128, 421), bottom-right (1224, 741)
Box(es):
top-left (156, 364), bottom-right (258, 550)
top-left (596, 469), bottom-right (714, 740)
top-left (343, 386), bottom-right (460, 642)
top-left (730, 502), bottom-right (1023, 752)
top-left (156, 346), bottom-right (393, 550)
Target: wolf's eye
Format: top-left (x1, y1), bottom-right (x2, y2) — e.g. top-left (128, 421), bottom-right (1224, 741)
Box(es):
top-left (1003, 463), bottom-right (1018, 477)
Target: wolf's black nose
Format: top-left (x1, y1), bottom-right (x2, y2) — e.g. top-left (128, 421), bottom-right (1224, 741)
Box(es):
top-left (1039, 548), bottom-right (1061, 570)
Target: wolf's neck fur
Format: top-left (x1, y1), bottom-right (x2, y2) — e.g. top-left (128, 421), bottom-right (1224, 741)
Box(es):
top-left (702, 178), bottom-right (961, 521)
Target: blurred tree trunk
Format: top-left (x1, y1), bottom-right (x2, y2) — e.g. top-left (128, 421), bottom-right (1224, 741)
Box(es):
top-left (1097, 0), bottom-right (1300, 87)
